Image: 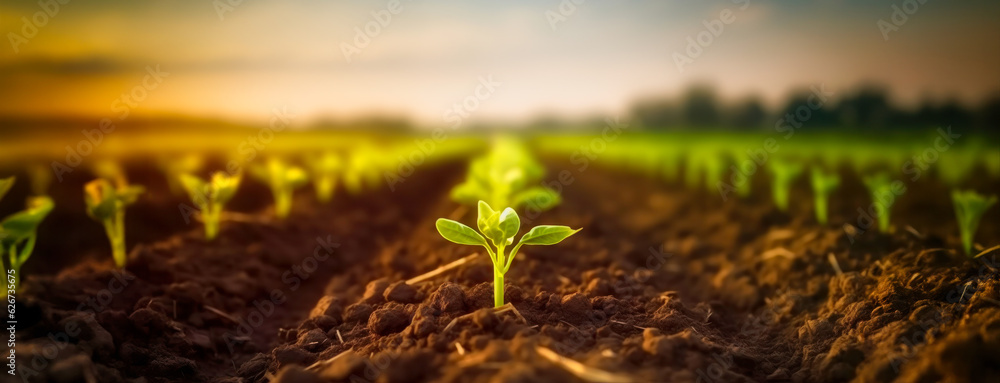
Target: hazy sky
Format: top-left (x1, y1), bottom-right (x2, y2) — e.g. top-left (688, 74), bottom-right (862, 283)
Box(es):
top-left (1, 0), bottom-right (998, 126)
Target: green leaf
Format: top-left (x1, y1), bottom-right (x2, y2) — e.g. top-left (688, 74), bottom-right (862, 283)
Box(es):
top-left (179, 173), bottom-right (209, 207)
top-left (481, 211), bottom-right (505, 246)
top-left (118, 185), bottom-right (146, 205)
top-left (476, 200), bottom-right (496, 234)
top-left (498, 207), bottom-right (519, 243)
top-left (1, 196), bottom-right (54, 243)
top-left (0, 176), bottom-right (14, 203)
top-left (517, 225), bottom-right (580, 246)
top-left (211, 172), bottom-right (242, 204)
top-left (512, 187), bottom-right (561, 211)
top-left (450, 181), bottom-right (484, 205)
top-left (84, 179), bottom-right (117, 220)
top-left (286, 166), bottom-right (309, 188)
top-left (952, 189), bottom-right (998, 256)
top-left (436, 219), bottom-right (488, 247)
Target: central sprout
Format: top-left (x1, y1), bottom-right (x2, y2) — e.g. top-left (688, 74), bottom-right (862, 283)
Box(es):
top-left (436, 200), bottom-right (579, 307)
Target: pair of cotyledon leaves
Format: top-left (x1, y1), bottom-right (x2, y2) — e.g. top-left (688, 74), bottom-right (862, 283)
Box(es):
top-left (436, 200), bottom-right (578, 273)
top-left (0, 177), bottom-right (54, 265)
top-left (84, 179), bottom-right (144, 222)
top-left (179, 172), bottom-right (242, 210)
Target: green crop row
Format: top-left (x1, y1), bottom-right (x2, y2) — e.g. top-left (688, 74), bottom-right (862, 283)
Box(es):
top-left (0, 137), bottom-right (481, 291)
top-left (534, 130), bottom-right (998, 257)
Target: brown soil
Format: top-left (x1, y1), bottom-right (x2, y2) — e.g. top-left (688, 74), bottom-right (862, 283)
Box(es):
top-left (12, 159), bottom-right (1000, 383)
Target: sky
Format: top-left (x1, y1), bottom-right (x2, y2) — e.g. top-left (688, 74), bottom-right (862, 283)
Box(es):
top-left (1, 0), bottom-right (998, 127)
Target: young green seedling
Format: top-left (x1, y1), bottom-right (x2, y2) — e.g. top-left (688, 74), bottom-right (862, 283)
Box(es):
top-left (810, 168), bottom-right (840, 225)
top-left (84, 179), bottom-right (144, 267)
top-left (436, 201), bottom-right (579, 307)
top-left (305, 152), bottom-right (341, 204)
top-left (451, 139), bottom-right (561, 212)
top-left (1, 193), bottom-right (54, 291)
top-left (250, 158), bottom-right (309, 219)
top-left (180, 172), bottom-right (242, 240)
top-left (703, 156), bottom-right (725, 192)
top-left (862, 173), bottom-right (896, 233)
top-left (344, 146), bottom-right (384, 195)
top-left (768, 159), bottom-right (803, 212)
top-left (951, 190), bottom-right (997, 257)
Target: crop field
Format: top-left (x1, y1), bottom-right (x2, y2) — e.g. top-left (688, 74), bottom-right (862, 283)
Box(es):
top-left (1, 128), bottom-right (998, 383)
top-left (4, 1), bottom-right (1000, 382)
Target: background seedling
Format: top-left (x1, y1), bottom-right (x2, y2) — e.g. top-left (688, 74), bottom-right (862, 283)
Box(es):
top-left (158, 154), bottom-right (205, 195)
top-left (27, 163), bottom-right (52, 196)
top-left (0, 176), bottom-right (13, 202)
top-left (451, 139), bottom-right (561, 212)
top-left (84, 179), bottom-right (145, 267)
top-left (436, 200), bottom-right (579, 307)
top-left (768, 159), bottom-right (803, 212)
top-left (250, 158), bottom-right (309, 219)
top-left (1, 189), bottom-right (54, 291)
top-left (92, 159), bottom-right (128, 188)
top-left (810, 168), bottom-right (840, 225)
top-left (305, 152), bottom-right (341, 204)
top-left (863, 173), bottom-right (896, 233)
top-left (951, 190), bottom-right (997, 257)
top-left (180, 172), bottom-right (242, 240)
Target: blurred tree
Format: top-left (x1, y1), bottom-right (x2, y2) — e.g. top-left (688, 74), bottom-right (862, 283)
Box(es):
top-left (681, 84), bottom-right (720, 127)
top-left (777, 91), bottom-right (838, 128)
top-left (730, 97), bottom-right (767, 129)
top-left (630, 97), bottom-right (680, 130)
top-left (978, 93), bottom-right (1000, 132)
top-left (835, 86), bottom-right (892, 128)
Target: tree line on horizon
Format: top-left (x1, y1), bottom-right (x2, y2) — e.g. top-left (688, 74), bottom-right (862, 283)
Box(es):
top-left (626, 84), bottom-right (1000, 132)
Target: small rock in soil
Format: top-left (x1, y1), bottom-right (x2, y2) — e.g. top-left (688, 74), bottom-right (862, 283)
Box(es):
top-left (428, 282), bottom-right (466, 313)
top-left (272, 365), bottom-right (325, 383)
top-left (384, 281), bottom-right (419, 303)
top-left (798, 318), bottom-right (834, 342)
top-left (297, 328), bottom-right (330, 352)
top-left (149, 355), bottom-right (196, 377)
top-left (120, 343), bottom-right (151, 365)
top-left (466, 282), bottom-right (494, 309)
top-left (185, 328), bottom-right (213, 350)
top-left (130, 308), bottom-right (170, 334)
top-left (313, 314), bottom-right (341, 331)
top-left (407, 316), bottom-right (437, 338)
top-left (96, 309), bottom-right (131, 344)
top-left (48, 353), bottom-right (92, 383)
top-left (310, 295), bottom-right (344, 319)
top-left (368, 304), bottom-right (412, 335)
top-left (592, 296), bottom-right (620, 317)
top-left (473, 308), bottom-right (499, 330)
top-left (58, 314), bottom-right (115, 358)
top-left (344, 302), bottom-right (374, 323)
top-left (585, 278), bottom-right (612, 296)
top-left (560, 293), bottom-right (592, 323)
top-left (363, 278), bottom-right (391, 304)
top-left (166, 281), bottom-right (204, 305)
top-left (504, 285), bottom-right (524, 303)
top-left (380, 350), bottom-right (440, 382)
top-left (273, 345), bottom-right (317, 368)
top-left (316, 351), bottom-right (365, 380)
top-left (237, 353), bottom-right (271, 380)
top-left (767, 368), bottom-right (791, 381)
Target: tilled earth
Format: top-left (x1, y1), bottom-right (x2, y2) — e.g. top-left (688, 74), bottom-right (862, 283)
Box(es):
top-left (12, 159), bottom-right (1000, 383)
